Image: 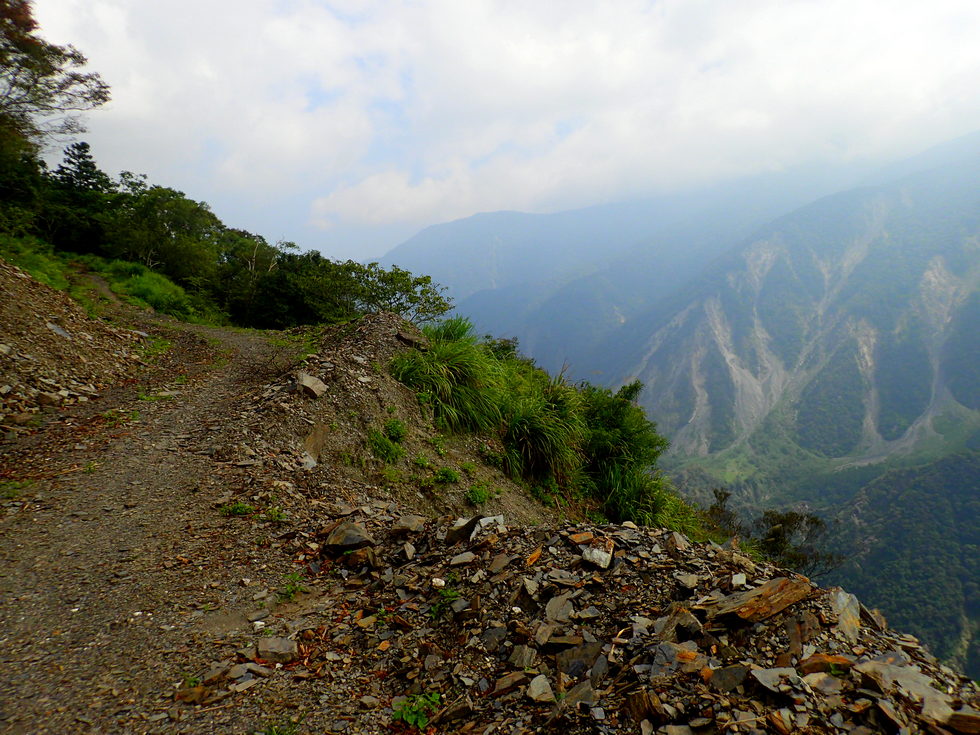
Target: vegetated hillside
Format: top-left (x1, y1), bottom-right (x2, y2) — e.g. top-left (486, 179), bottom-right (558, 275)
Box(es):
top-left (380, 167), bottom-right (866, 377)
top-left (602, 151), bottom-right (980, 676)
top-left (832, 451), bottom-right (980, 680)
top-left (3, 262), bottom-right (980, 733)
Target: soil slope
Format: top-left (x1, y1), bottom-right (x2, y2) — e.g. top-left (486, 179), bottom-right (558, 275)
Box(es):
top-left (1, 259), bottom-right (978, 735)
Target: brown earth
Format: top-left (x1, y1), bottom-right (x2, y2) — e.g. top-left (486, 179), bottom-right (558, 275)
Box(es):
top-left (0, 258), bottom-right (549, 734)
top-left (1, 259), bottom-right (978, 735)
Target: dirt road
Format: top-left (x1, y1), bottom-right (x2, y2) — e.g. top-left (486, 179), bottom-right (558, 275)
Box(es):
top-left (0, 322), bottom-right (289, 734)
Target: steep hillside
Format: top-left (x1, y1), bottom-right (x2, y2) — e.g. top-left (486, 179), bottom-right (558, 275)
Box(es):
top-left (831, 451), bottom-right (980, 679)
top-left (381, 168), bottom-right (864, 377)
top-left (604, 154), bottom-right (980, 676)
top-left (3, 260), bottom-right (979, 733)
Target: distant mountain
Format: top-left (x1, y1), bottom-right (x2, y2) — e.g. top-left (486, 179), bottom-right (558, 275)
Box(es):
top-left (380, 165), bottom-right (872, 375)
top-left (611, 156), bottom-right (980, 474)
top-left (602, 151), bottom-right (980, 676)
top-left (381, 134), bottom-right (980, 675)
top-left (831, 450), bottom-right (980, 679)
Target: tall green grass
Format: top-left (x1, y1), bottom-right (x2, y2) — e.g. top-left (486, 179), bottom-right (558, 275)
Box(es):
top-left (391, 319), bottom-right (502, 432)
top-left (390, 316), bottom-right (705, 533)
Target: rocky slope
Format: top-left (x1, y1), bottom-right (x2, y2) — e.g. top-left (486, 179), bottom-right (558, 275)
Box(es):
top-left (0, 259), bottom-right (145, 430)
top-left (1, 259), bottom-right (978, 734)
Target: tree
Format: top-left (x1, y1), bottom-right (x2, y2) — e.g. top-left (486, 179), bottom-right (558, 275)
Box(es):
top-left (104, 183), bottom-right (222, 286)
top-left (0, 0), bottom-right (109, 154)
top-left (350, 262), bottom-right (453, 323)
top-left (50, 141), bottom-right (114, 193)
top-left (35, 141), bottom-right (115, 252)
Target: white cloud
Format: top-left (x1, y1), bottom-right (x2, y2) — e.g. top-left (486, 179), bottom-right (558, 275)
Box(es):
top-left (33, 0), bottom-right (980, 257)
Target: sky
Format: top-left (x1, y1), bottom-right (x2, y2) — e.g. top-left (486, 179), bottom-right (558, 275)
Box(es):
top-left (35, 0), bottom-right (980, 261)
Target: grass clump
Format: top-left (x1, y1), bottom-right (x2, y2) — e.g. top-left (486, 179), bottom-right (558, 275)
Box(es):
top-left (383, 418), bottom-right (407, 442)
top-left (390, 317), bottom-right (502, 433)
top-left (391, 317), bottom-right (702, 533)
top-left (368, 429), bottom-right (405, 463)
top-left (434, 467), bottom-right (460, 484)
top-left (466, 482), bottom-right (497, 506)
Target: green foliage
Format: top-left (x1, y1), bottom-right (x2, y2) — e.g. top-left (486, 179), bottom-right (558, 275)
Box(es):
top-left (391, 318), bottom-right (696, 531)
top-left (428, 587), bottom-right (460, 620)
top-left (796, 344), bottom-right (865, 456)
top-left (829, 450), bottom-right (980, 679)
top-left (219, 501), bottom-right (255, 517)
top-left (0, 4), bottom-right (109, 154)
top-left (0, 479), bottom-right (32, 499)
top-left (1, 140), bottom-right (450, 331)
top-left (276, 571), bottom-right (307, 602)
top-left (466, 483), bottom-right (496, 506)
top-left (260, 506), bottom-right (287, 523)
top-left (876, 327), bottom-right (932, 440)
top-left (368, 429), bottom-right (405, 463)
top-left (753, 509), bottom-right (843, 577)
top-left (383, 418), bottom-right (407, 443)
top-left (391, 320), bottom-right (502, 433)
top-left (434, 467), bottom-right (460, 484)
top-left (391, 692), bottom-right (441, 730)
top-left (257, 721), bottom-right (300, 735)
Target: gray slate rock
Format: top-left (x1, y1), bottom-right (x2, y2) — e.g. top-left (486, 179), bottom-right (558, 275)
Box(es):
top-left (257, 637), bottom-right (298, 663)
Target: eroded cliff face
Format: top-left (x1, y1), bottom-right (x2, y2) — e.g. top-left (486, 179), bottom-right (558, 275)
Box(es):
top-left (622, 169), bottom-right (980, 469)
top-left (611, 159), bottom-right (980, 677)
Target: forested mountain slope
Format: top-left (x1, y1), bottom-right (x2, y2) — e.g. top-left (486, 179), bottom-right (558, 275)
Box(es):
top-left (604, 154), bottom-right (980, 676)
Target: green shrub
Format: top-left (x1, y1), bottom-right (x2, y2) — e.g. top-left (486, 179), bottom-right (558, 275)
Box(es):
top-left (383, 418), bottom-right (407, 443)
top-left (105, 261), bottom-right (197, 318)
top-left (466, 483), bottom-right (495, 505)
top-left (389, 317), bottom-right (702, 534)
top-left (501, 390), bottom-right (582, 482)
top-left (390, 318), bottom-right (502, 432)
top-left (368, 429), bottom-right (405, 463)
top-left (220, 501), bottom-right (255, 517)
top-left (434, 467), bottom-right (460, 484)
top-left (392, 692), bottom-right (441, 730)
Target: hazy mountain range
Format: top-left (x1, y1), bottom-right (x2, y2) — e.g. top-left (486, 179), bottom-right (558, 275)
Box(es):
top-left (380, 131), bottom-right (980, 677)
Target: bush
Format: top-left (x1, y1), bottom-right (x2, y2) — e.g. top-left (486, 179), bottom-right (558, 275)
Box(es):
top-left (389, 317), bottom-right (700, 533)
top-left (368, 429), bottom-right (405, 463)
top-left (0, 235), bottom-right (71, 289)
top-left (466, 483), bottom-right (494, 505)
top-left (383, 418), bottom-right (407, 443)
top-left (434, 467), bottom-right (460, 484)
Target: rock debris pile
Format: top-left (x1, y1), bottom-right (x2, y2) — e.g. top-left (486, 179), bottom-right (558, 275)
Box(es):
top-left (0, 259), bottom-right (143, 430)
top-left (183, 501), bottom-right (980, 734)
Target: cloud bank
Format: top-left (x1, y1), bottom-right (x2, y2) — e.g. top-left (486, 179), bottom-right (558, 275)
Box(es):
top-left (36, 0), bottom-right (980, 258)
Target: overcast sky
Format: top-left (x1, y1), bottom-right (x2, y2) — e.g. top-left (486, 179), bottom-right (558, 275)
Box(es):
top-left (35, 0), bottom-right (980, 260)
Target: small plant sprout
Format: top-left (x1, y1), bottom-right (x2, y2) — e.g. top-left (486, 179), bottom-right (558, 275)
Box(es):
top-left (391, 692), bottom-right (441, 730)
top-left (277, 571), bottom-right (307, 602)
top-left (260, 506), bottom-right (287, 522)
